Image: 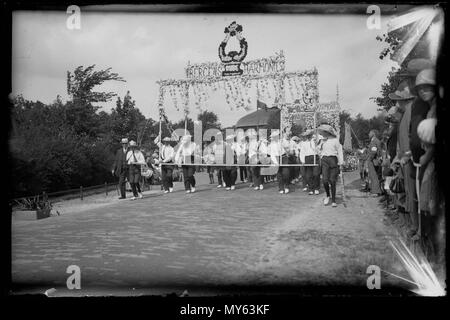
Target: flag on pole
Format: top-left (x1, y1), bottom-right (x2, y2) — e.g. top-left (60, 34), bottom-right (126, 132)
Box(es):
top-left (343, 122), bottom-right (352, 151)
top-left (257, 99), bottom-right (267, 110)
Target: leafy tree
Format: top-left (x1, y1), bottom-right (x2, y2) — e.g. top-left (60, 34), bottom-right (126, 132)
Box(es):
top-left (110, 91), bottom-right (146, 143)
top-left (197, 110), bottom-right (221, 132)
top-left (65, 65), bottom-right (126, 137)
top-left (67, 65), bottom-right (125, 104)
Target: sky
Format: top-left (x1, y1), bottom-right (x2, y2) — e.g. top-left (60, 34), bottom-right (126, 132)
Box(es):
top-left (12, 9), bottom-right (399, 127)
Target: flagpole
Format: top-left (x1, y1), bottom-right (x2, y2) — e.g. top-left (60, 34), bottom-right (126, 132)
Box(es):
top-left (348, 122), bottom-right (361, 145)
top-left (158, 86), bottom-right (163, 165)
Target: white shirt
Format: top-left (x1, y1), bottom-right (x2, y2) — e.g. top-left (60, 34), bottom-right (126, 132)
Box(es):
top-left (126, 149), bottom-right (146, 165)
top-left (248, 139), bottom-right (259, 158)
top-left (232, 141), bottom-right (247, 157)
top-left (175, 142), bottom-right (199, 164)
top-left (268, 140), bottom-right (284, 164)
top-left (319, 137), bottom-right (344, 165)
top-left (160, 144), bottom-right (174, 162)
top-left (299, 139), bottom-right (317, 163)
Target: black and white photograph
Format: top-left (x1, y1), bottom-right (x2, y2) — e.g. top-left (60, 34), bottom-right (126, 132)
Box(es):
top-left (6, 2), bottom-right (447, 304)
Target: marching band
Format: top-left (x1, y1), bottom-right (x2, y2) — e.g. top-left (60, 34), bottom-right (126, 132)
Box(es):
top-left (113, 124), bottom-right (345, 207)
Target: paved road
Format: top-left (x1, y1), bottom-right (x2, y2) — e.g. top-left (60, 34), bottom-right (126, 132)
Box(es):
top-left (11, 171), bottom-right (403, 296)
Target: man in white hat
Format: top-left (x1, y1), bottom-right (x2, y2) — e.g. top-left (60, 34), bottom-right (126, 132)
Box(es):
top-left (112, 138), bottom-right (129, 199)
top-left (174, 134), bottom-right (199, 193)
top-left (318, 124), bottom-right (343, 207)
top-left (126, 140), bottom-right (146, 200)
top-left (389, 79), bottom-right (416, 230)
top-left (400, 68), bottom-right (435, 238)
top-left (269, 130), bottom-right (291, 194)
top-left (300, 129), bottom-right (321, 195)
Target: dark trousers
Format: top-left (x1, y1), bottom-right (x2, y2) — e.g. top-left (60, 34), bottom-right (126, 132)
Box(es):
top-left (223, 168), bottom-right (238, 187)
top-left (246, 166), bottom-right (253, 183)
top-left (117, 169), bottom-right (128, 198)
top-left (277, 155), bottom-right (290, 190)
top-left (182, 166), bottom-right (196, 190)
top-left (252, 166), bottom-right (263, 186)
top-left (161, 165), bottom-right (173, 191)
top-left (321, 156), bottom-right (339, 202)
top-left (239, 166), bottom-right (247, 181)
top-left (300, 166), bottom-right (307, 187)
top-left (290, 156), bottom-right (300, 181)
top-left (216, 168), bottom-right (223, 185)
top-left (305, 155), bottom-right (321, 191)
top-left (128, 165), bottom-right (141, 197)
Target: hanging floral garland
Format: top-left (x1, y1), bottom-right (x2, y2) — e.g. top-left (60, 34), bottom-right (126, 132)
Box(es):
top-left (156, 67), bottom-right (319, 116)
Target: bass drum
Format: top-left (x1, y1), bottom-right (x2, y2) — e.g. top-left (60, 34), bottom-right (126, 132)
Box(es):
top-left (141, 164), bottom-right (153, 178)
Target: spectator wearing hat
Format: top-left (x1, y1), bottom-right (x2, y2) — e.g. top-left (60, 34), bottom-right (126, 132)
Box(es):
top-left (318, 124), bottom-right (343, 207)
top-left (410, 69), bottom-right (435, 165)
top-left (417, 118), bottom-right (444, 263)
top-left (389, 79), bottom-right (416, 231)
top-left (300, 129), bottom-right (321, 195)
top-left (126, 140), bottom-right (146, 200)
top-left (175, 134), bottom-right (199, 193)
top-left (160, 137), bottom-right (175, 193)
top-left (112, 138), bottom-right (129, 199)
top-left (401, 68), bottom-right (435, 237)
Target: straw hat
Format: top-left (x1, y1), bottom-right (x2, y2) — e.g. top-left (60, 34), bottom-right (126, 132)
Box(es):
top-left (317, 124), bottom-right (336, 137)
top-left (270, 131), bottom-right (280, 138)
top-left (121, 138), bottom-right (129, 144)
top-left (388, 80), bottom-right (415, 100)
top-left (225, 134), bottom-right (235, 141)
top-left (301, 129), bottom-right (314, 137)
top-left (415, 69), bottom-right (436, 88)
top-left (129, 140), bottom-right (137, 147)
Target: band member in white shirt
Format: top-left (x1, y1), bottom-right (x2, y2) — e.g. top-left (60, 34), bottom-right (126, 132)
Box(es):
top-left (269, 131), bottom-right (291, 194)
top-left (126, 140), bottom-right (146, 200)
top-left (235, 135), bottom-right (248, 183)
top-left (290, 136), bottom-right (301, 184)
top-left (300, 130), bottom-right (321, 195)
top-left (211, 133), bottom-right (225, 188)
top-left (318, 125), bottom-right (344, 207)
top-left (202, 140), bottom-right (215, 184)
top-left (222, 134), bottom-right (238, 190)
top-left (250, 134), bottom-right (267, 190)
top-left (175, 134), bottom-right (199, 193)
top-left (160, 137), bottom-right (175, 193)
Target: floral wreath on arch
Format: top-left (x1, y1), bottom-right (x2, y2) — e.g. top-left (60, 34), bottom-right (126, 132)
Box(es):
top-left (218, 21), bottom-right (248, 63)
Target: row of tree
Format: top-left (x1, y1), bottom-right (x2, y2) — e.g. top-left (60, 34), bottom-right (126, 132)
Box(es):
top-left (9, 65), bottom-right (221, 198)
